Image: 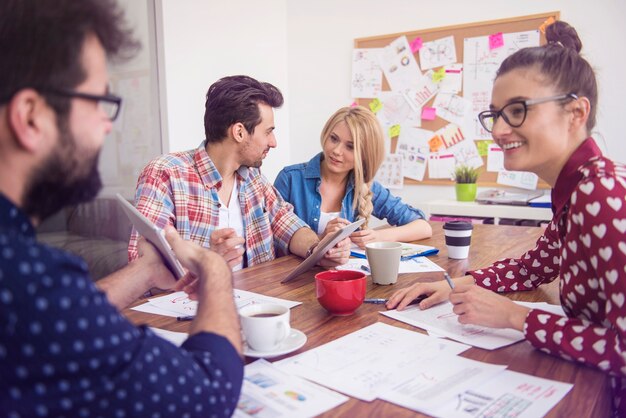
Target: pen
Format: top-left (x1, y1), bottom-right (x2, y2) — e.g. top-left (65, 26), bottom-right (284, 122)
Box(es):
top-left (360, 265), bottom-right (370, 273)
top-left (444, 272), bottom-right (455, 289)
top-left (364, 295), bottom-right (426, 306)
top-left (176, 315), bottom-right (195, 321)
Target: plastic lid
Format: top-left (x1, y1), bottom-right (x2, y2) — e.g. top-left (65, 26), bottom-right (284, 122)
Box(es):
top-left (442, 220), bottom-right (473, 231)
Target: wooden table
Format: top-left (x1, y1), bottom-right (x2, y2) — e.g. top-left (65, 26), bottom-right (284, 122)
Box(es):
top-left (124, 223), bottom-right (611, 417)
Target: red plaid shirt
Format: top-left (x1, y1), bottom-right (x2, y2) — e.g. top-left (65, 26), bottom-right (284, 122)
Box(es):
top-left (128, 142), bottom-right (307, 267)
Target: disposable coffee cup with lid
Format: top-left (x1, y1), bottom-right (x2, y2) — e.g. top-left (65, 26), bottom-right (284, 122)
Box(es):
top-left (443, 221), bottom-right (473, 259)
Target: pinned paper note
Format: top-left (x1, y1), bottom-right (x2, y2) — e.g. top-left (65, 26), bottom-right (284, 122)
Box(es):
top-left (487, 143), bottom-right (504, 171)
top-left (351, 48), bottom-right (383, 98)
top-left (369, 98), bottom-right (383, 114)
top-left (428, 153), bottom-right (456, 179)
top-left (448, 139), bottom-right (483, 169)
top-left (489, 32), bottom-right (504, 50)
top-left (389, 124), bottom-right (401, 138)
top-left (419, 35), bottom-right (457, 70)
top-left (497, 170), bottom-right (539, 190)
top-left (428, 134), bottom-right (444, 152)
top-left (440, 63), bottom-right (463, 93)
top-left (432, 93), bottom-right (473, 127)
top-left (539, 17), bottom-right (556, 34)
top-left (437, 123), bottom-right (466, 149)
top-left (421, 107), bottom-right (436, 121)
top-left (377, 36), bottom-right (423, 92)
top-left (403, 70), bottom-right (439, 112)
top-left (410, 37), bottom-right (423, 53)
top-left (374, 154), bottom-right (404, 189)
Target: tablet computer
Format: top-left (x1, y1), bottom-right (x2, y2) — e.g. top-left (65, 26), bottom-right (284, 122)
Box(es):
top-left (116, 194), bottom-right (186, 279)
top-left (281, 218), bottom-right (365, 284)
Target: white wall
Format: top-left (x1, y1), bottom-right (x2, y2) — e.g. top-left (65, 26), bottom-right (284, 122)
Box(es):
top-left (157, 0), bottom-right (290, 181)
top-left (157, 0), bottom-right (626, 209)
top-left (286, 0), bottom-right (626, 209)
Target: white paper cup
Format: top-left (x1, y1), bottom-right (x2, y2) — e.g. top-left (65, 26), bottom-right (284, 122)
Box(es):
top-left (365, 242), bottom-right (403, 285)
top-left (239, 303), bottom-right (290, 352)
top-left (443, 221), bottom-right (473, 259)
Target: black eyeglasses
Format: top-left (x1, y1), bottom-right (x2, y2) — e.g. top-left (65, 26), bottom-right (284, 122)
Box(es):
top-left (38, 88), bottom-right (123, 121)
top-left (477, 93), bottom-right (578, 133)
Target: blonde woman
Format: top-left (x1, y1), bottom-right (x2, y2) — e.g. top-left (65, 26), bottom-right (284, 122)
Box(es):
top-left (274, 106), bottom-right (432, 248)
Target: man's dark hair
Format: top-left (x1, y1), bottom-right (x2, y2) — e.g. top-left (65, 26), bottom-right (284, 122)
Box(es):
top-left (204, 75), bottom-right (284, 143)
top-left (0, 0), bottom-right (139, 117)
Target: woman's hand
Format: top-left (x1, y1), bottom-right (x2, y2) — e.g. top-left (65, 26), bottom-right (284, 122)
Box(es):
top-left (386, 280), bottom-right (452, 311)
top-left (449, 285), bottom-right (529, 331)
top-left (349, 228), bottom-right (380, 249)
top-left (321, 217), bottom-right (351, 238)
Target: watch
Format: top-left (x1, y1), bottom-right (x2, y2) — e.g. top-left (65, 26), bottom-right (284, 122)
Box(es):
top-left (305, 242), bottom-right (319, 258)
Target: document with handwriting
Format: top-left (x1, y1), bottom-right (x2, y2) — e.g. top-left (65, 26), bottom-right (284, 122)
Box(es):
top-left (273, 322), bottom-right (501, 402)
top-left (382, 301), bottom-right (525, 350)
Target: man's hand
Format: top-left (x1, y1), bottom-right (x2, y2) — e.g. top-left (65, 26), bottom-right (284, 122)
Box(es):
top-left (210, 228), bottom-right (245, 268)
top-left (136, 237), bottom-right (178, 290)
top-left (318, 236), bottom-right (351, 267)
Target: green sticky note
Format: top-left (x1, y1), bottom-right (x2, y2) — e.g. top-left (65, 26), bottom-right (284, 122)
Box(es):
top-left (432, 67), bottom-right (446, 83)
top-left (369, 98), bottom-right (383, 114)
top-left (389, 124), bottom-right (401, 138)
top-left (476, 140), bottom-right (492, 157)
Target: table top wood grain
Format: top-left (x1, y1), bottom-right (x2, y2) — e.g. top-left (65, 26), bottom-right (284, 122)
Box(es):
top-left (123, 222), bottom-right (611, 417)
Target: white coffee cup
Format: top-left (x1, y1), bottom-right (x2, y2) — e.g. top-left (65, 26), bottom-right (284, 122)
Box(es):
top-left (443, 221), bottom-right (473, 259)
top-left (365, 242), bottom-right (403, 285)
top-left (239, 303), bottom-right (291, 352)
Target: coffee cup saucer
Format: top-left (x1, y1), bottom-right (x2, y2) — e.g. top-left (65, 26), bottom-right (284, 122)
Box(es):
top-left (243, 329), bottom-right (307, 358)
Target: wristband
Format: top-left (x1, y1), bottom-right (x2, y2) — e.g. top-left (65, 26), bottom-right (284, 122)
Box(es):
top-left (305, 242), bottom-right (319, 258)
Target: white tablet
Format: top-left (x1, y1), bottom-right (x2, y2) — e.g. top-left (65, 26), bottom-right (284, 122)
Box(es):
top-left (116, 194), bottom-right (186, 279)
top-left (281, 218), bottom-right (365, 284)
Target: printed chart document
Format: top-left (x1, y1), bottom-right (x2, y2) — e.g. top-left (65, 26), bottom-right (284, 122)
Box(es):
top-left (132, 290), bottom-right (301, 318)
top-left (234, 360), bottom-right (348, 418)
top-left (382, 301), bottom-right (525, 350)
top-left (428, 370), bottom-right (573, 418)
top-left (337, 257), bottom-right (444, 274)
top-left (274, 322), bottom-right (475, 401)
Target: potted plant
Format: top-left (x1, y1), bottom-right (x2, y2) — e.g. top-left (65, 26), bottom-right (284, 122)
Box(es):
top-left (453, 165), bottom-right (480, 202)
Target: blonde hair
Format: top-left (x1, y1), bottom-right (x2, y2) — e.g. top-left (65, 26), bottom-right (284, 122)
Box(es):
top-left (320, 106), bottom-right (385, 228)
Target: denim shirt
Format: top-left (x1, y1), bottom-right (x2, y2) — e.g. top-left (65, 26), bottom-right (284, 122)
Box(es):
top-left (274, 153), bottom-right (425, 232)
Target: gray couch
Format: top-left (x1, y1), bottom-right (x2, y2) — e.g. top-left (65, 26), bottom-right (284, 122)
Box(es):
top-left (37, 197), bottom-right (132, 281)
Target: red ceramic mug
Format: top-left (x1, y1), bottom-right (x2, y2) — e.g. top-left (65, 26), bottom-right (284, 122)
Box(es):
top-left (315, 270), bottom-right (367, 316)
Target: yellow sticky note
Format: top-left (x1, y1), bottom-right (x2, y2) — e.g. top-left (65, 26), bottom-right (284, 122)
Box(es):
top-left (539, 17), bottom-right (556, 34)
top-left (476, 140), bottom-right (493, 157)
top-left (432, 67), bottom-right (446, 83)
top-left (389, 124), bottom-right (401, 138)
top-left (369, 98), bottom-right (383, 114)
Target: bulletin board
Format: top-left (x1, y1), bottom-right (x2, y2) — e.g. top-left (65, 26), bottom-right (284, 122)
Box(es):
top-left (354, 11), bottom-right (560, 189)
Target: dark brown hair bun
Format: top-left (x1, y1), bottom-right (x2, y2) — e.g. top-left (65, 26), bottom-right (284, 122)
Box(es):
top-left (545, 20), bottom-right (582, 53)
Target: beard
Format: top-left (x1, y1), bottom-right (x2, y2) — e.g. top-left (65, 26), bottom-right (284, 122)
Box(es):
top-left (22, 119), bottom-right (102, 223)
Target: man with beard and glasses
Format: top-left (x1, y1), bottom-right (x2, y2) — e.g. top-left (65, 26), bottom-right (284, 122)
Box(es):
top-left (128, 75), bottom-right (351, 271)
top-left (0, 1), bottom-right (244, 417)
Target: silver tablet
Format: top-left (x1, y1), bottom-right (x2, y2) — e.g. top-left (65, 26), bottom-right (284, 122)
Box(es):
top-left (116, 194), bottom-right (186, 279)
top-left (281, 218), bottom-right (365, 284)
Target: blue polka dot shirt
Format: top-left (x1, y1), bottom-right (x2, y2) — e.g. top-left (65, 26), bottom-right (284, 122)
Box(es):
top-left (0, 193), bottom-right (243, 418)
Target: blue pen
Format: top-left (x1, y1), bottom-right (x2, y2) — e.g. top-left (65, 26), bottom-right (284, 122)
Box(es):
top-left (360, 265), bottom-right (370, 273)
top-left (177, 315), bottom-right (195, 321)
top-left (401, 248), bottom-right (439, 261)
top-left (444, 272), bottom-right (455, 289)
top-left (364, 296), bottom-right (426, 306)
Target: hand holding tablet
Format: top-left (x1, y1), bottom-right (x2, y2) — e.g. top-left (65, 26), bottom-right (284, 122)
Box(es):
top-left (116, 194), bottom-right (186, 279)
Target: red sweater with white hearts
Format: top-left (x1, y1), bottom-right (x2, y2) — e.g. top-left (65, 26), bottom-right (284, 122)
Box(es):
top-left (469, 138), bottom-right (626, 416)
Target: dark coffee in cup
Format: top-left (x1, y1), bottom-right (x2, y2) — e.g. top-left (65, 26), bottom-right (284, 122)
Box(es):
top-left (443, 221), bottom-right (473, 259)
top-left (250, 313), bottom-right (280, 318)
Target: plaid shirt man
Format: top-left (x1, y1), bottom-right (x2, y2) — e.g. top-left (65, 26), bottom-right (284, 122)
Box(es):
top-left (128, 141), bottom-right (308, 267)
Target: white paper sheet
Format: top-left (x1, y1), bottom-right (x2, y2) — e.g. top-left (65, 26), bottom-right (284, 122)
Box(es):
top-left (374, 154), bottom-right (404, 189)
top-left (274, 322), bottom-right (470, 401)
top-left (429, 370), bottom-right (573, 418)
top-left (379, 356), bottom-right (506, 415)
top-left (377, 36), bottom-right (423, 92)
top-left (403, 70), bottom-right (440, 112)
top-left (487, 143), bottom-right (504, 171)
top-left (439, 63), bottom-right (463, 93)
top-left (428, 152), bottom-right (456, 179)
top-left (351, 48), bottom-right (383, 98)
top-left (448, 138), bottom-right (484, 169)
top-left (432, 93), bottom-right (473, 127)
top-left (419, 35), bottom-right (457, 70)
top-left (497, 170), bottom-right (539, 190)
top-left (234, 360), bottom-right (348, 418)
top-left (396, 126), bottom-right (432, 181)
top-left (132, 290), bottom-right (301, 318)
top-left (336, 256), bottom-right (444, 274)
top-left (382, 301), bottom-right (525, 350)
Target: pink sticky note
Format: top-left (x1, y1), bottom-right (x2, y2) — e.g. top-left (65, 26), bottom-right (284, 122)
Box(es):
top-left (489, 32), bottom-right (504, 50)
top-left (410, 37), bottom-right (423, 53)
top-left (350, 101), bottom-right (358, 107)
top-left (422, 107), bottom-right (436, 121)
